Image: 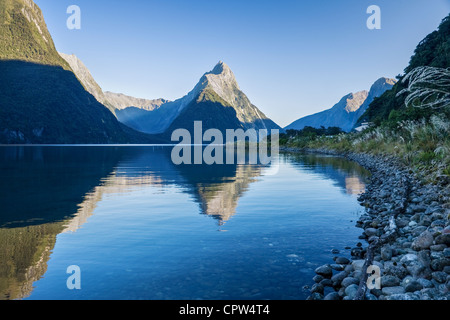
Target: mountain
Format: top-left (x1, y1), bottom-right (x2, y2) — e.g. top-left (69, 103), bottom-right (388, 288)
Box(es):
top-left (115, 61), bottom-right (281, 137)
top-left (0, 0), bottom-right (160, 144)
top-left (285, 77), bottom-right (396, 132)
top-left (58, 53), bottom-right (168, 115)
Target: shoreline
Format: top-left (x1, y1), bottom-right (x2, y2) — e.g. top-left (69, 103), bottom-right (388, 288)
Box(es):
top-left (280, 147), bottom-right (450, 300)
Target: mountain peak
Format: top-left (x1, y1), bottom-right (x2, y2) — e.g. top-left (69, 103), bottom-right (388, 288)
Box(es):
top-left (372, 77), bottom-right (397, 87)
top-left (210, 61), bottom-right (230, 75)
top-left (202, 61), bottom-right (239, 99)
top-left (369, 77), bottom-right (397, 98)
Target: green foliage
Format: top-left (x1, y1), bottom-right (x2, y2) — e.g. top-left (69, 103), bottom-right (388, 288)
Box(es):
top-left (282, 126), bottom-right (344, 140)
top-left (359, 14), bottom-right (450, 126)
top-left (0, 0), bottom-right (70, 69)
top-left (405, 15), bottom-right (450, 73)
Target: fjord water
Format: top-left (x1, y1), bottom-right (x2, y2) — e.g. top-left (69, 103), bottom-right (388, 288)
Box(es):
top-left (0, 146), bottom-right (369, 300)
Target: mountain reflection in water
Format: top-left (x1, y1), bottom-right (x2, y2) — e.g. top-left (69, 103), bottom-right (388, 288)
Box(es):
top-left (0, 146), bottom-right (369, 300)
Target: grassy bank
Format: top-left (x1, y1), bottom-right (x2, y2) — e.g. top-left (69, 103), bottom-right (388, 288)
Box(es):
top-left (280, 114), bottom-right (450, 184)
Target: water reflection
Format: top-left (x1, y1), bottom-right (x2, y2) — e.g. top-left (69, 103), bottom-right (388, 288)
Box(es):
top-left (282, 153), bottom-right (370, 195)
top-left (0, 146), bottom-right (369, 300)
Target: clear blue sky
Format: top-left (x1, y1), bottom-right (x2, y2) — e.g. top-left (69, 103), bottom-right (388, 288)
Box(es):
top-left (35, 0), bottom-right (450, 127)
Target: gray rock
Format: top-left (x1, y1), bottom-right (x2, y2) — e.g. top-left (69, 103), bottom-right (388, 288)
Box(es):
top-left (313, 275), bottom-right (324, 283)
top-left (401, 276), bottom-right (414, 287)
top-left (411, 197), bottom-right (421, 204)
top-left (400, 253), bottom-right (418, 264)
top-left (381, 245), bottom-right (393, 261)
top-left (408, 221), bottom-right (418, 227)
top-left (430, 244), bottom-right (447, 251)
top-left (419, 215), bottom-right (432, 227)
top-left (341, 277), bottom-right (359, 288)
top-left (381, 275), bottom-right (400, 287)
top-left (431, 219), bottom-right (446, 227)
top-left (411, 231), bottom-right (434, 251)
top-left (417, 278), bottom-right (434, 288)
top-left (351, 247), bottom-right (364, 258)
top-left (411, 226), bottom-right (427, 237)
top-left (432, 271), bottom-right (447, 283)
top-left (381, 286), bottom-right (405, 295)
top-left (417, 250), bottom-right (431, 268)
top-left (405, 280), bottom-right (423, 293)
top-left (406, 261), bottom-right (431, 278)
top-left (335, 257), bottom-right (350, 265)
top-left (396, 218), bottom-right (410, 228)
top-left (386, 293), bottom-right (420, 300)
top-left (320, 278), bottom-right (333, 287)
top-left (330, 264), bottom-right (345, 271)
top-left (344, 284), bottom-right (359, 299)
top-left (365, 292), bottom-right (378, 300)
top-left (369, 288), bottom-right (383, 298)
top-left (430, 250), bottom-right (443, 260)
top-left (384, 261), bottom-right (408, 278)
top-left (431, 257), bottom-right (450, 271)
top-left (344, 264), bottom-right (354, 273)
top-left (315, 264), bottom-right (333, 278)
top-left (323, 292), bottom-right (340, 300)
top-left (364, 228), bottom-right (378, 237)
top-left (331, 271), bottom-right (348, 286)
top-left (353, 269), bottom-right (364, 279)
top-left (444, 248), bottom-right (450, 258)
top-left (444, 266), bottom-right (450, 274)
top-left (435, 234), bottom-right (450, 245)
top-left (310, 283), bottom-right (324, 294)
top-left (352, 260), bottom-right (366, 271)
top-left (307, 292), bottom-right (323, 300)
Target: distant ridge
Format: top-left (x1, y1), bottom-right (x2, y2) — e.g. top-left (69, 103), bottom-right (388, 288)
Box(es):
top-left (58, 53), bottom-right (168, 115)
top-left (285, 77), bottom-right (397, 132)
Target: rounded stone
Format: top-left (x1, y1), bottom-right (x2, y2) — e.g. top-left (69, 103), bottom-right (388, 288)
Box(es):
top-left (341, 277), bottom-right (359, 288)
top-left (381, 275), bottom-right (400, 287)
top-left (405, 280), bottom-right (423, 293)
top-left (364, 228), bottom-right (378, 237)
top-left (320, 278), bottom-right (333, 287)
top-left (323, 292), bottom-right (340, 300)
top-left (331, 271), bottom-right (348, 286)
top-left (335, 257), bottom-right (350, 265)
top-left (315, 264), bottom-right (333, 278)
top-left (313, 275), bottom-right (324, 283)
top-left (344, 284), bottom-right (359, 300)
top-left (330, 264), bottom-right (345, 271)
top-left (435, 234), bottom-right (450, 245)
top-left (381, 286), bottom-right (405, 296)
top-left (432, 271), bottom-right (447, 283)
top-left (411, 231), bottom-right (434, 251)
top-left (310, 283), bottom-right (324, 294)
top-left (381, 245), bottom-right (393, 261)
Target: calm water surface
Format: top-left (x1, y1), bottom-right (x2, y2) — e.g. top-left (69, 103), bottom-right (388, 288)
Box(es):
top-left (0, 146), bottom-right (370, 300)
